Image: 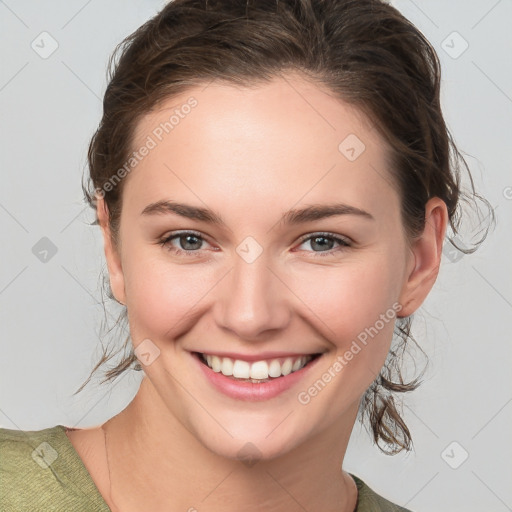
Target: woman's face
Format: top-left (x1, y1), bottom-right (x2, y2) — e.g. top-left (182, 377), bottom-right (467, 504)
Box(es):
top-left (100, 73), bottom-right (441, 460)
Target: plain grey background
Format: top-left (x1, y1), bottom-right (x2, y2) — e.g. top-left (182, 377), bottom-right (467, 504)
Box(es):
top-left (0, 1), bottom-right (511, 511)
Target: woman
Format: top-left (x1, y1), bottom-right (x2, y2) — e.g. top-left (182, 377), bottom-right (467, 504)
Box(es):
top-left (0, 0), bottom-right (491, 510)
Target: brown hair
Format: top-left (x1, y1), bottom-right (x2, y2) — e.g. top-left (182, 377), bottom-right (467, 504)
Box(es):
top-left (78, 0), bottom-right (493, 454)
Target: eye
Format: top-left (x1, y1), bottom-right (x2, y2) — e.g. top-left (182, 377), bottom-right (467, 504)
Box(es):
top-left (158, 230), bottom-right (351, 258)
top-left (158, 230), bottom-right (212, 257)
top-left (295, 232), bottom-right (351, 257)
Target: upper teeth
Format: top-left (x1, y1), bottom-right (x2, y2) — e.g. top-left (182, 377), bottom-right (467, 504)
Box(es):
top-left (203, 354), bottom-right (313, 379)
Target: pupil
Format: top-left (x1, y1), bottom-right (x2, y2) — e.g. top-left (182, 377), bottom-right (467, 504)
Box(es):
top-left (312, 236), bottom-right (332, 251)
top-left (181, 235), bottom-right (201, 250)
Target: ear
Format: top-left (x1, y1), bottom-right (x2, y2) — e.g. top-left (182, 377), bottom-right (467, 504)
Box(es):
top-left (96, 195), bottom-right (126, 306)
top-left (397, 197), bottom-right (449, 317)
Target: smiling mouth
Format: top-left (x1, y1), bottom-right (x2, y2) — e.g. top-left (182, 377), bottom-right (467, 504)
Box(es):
top-left (194, 352), bottom-right (322, 383)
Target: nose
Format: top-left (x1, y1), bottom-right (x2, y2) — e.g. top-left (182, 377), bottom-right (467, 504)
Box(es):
top-left (213, 252), bottom-right (291, 340)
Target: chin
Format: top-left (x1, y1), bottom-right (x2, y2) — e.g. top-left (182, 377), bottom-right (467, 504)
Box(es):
top-left (206, 436), bottom-right (296, 464)
top-left (190, 413), bottom-right (310, 464)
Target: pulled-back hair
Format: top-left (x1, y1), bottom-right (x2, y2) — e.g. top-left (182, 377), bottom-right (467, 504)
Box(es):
top-left (78, 0), bottom-right (493, 455)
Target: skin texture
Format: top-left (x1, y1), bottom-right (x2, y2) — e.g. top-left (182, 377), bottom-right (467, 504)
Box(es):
top-left (68, 73), bottom-right (448, 512)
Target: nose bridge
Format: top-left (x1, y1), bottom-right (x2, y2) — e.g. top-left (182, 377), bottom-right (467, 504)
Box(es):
top-left (215, 250), bottom-right (289, 339)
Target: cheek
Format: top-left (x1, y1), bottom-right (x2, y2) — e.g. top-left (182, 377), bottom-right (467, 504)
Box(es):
top-left (291, 262), bottom-right (402, 411)
top-left (294, 258), bottom-right (400, 343)
top-left (122, 253), bottom-right (216, 340)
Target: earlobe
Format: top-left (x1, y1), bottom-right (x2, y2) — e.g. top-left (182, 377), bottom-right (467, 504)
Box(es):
top-left (96, 195), bottom-right (126, 306)
top-left (397, 197), bottom-right (448, 317)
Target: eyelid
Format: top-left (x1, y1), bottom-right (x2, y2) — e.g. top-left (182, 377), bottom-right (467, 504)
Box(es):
top-left (296, 231), bottom-right (352, 246)
top-left (161, 229), bottom-right (206, 241)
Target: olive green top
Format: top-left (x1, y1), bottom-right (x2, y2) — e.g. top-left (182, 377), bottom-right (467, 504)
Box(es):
top-left (0, 425), bottom-right (413, 511)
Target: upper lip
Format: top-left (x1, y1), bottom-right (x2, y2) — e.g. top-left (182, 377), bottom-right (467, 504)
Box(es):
top-left (192, 350), bottom-right (323, 362)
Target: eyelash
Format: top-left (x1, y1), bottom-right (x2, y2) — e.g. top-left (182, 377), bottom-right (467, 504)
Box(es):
top-left (158, 230), bottom-right (351, 258)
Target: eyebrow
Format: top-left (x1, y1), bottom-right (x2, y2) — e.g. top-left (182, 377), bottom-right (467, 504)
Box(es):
top-left (140, 199), bottom-right (374, 226)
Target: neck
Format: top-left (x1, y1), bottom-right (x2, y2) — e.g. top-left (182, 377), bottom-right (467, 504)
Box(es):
top-left (102, 376), bottom-right (359, 512)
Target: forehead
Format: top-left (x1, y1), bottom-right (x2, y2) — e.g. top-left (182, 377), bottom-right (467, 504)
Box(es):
top-left (124, 74), bottom-right (399, 223)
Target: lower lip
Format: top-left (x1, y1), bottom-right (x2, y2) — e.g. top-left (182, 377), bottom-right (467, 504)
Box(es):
top-left (192, 352), bottom-right (322, 401)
